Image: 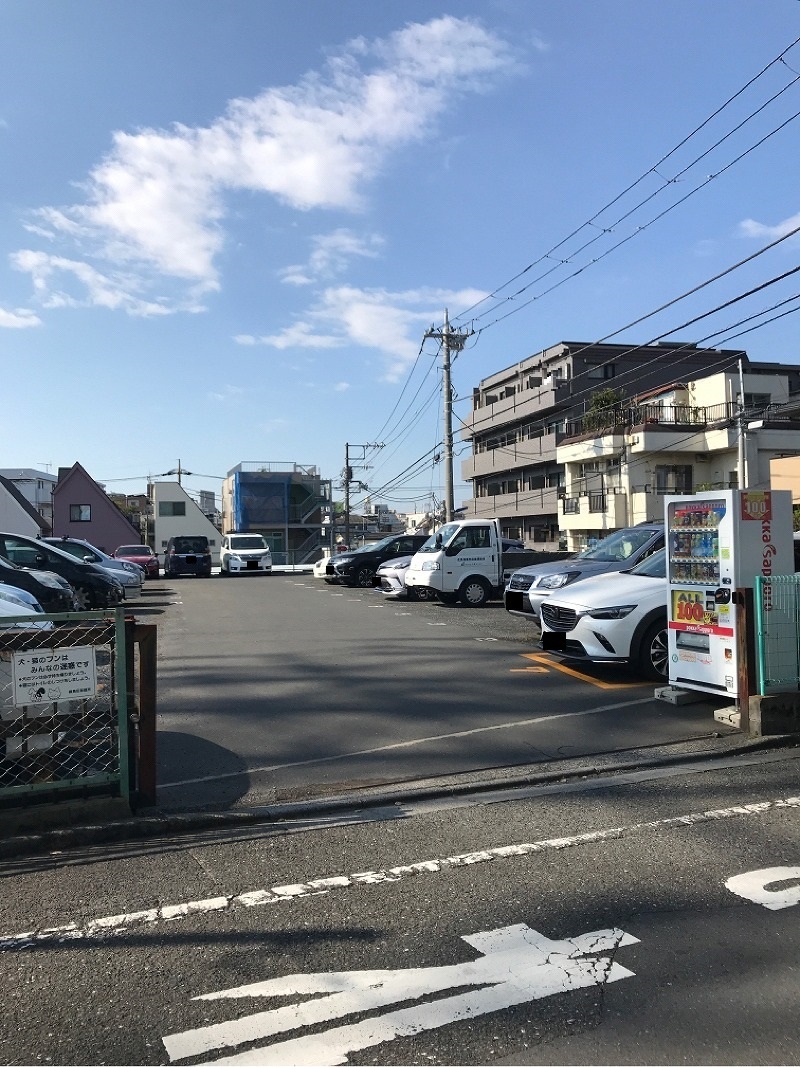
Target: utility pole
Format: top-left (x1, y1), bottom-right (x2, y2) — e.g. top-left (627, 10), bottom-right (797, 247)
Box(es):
top-left (424, 310), bottom-right (471, 522)
top-left (737, 358), bottom-right (747, 490)
top-left (342, 443), bottom-right (384, 548)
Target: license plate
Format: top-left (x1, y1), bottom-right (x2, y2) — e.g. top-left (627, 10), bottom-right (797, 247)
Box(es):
top-left (505, 591), bottom-right (527, 612)
top-left (246, 560), bottom-right (258, 569)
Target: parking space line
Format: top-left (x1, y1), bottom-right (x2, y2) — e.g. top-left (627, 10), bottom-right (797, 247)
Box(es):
top-left (520, 653), bottom-right (644, 689)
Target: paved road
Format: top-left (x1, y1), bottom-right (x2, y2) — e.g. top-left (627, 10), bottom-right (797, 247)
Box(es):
top-left (2, 747), bottom-right (800, 1065)
top-left (138, 575), bottom-right (736, 812)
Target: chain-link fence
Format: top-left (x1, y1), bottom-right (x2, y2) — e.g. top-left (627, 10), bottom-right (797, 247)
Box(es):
top-left (755, 575), bottom-right (800, 696)
top-left (0, 609), bottom-right (129, 802)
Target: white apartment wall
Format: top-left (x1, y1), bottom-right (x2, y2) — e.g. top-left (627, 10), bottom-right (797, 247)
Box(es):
top-left (151, 481), bottom-right (222, 565)
top-left (0, 488), bottom-right (42, 536)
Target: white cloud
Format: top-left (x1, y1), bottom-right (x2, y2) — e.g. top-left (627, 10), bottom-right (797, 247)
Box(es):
top-left (14, 17), bottom-right (516, 314)
top-left (10, 250), bottom-right (186, 316)
top-left (739, 212), bottom-right (800, 241)
top-left (280, 228), bottom-right (384, 285)
top-left (237, 284), bottom-right (488, 382)
top-left (334, 381), bottom-right (350, 392)
top-left (0, 305), bottom-right (41, 328)
top-left (209, 384), bottom-right (245, 402)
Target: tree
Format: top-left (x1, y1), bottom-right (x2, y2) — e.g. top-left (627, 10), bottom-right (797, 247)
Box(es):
top-left (583, 387), bottom-right (624, 433)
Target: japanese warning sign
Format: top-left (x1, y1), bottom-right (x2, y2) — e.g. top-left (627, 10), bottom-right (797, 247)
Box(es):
top-left (11, 646), bottom-right (98, 706)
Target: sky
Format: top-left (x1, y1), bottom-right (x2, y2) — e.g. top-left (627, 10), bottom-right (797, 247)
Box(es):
top-left (1, 0), bottom-right (799, 515)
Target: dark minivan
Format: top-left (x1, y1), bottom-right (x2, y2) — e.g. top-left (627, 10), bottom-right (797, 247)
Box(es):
top-left (163, 535), bottom-right (213, 578)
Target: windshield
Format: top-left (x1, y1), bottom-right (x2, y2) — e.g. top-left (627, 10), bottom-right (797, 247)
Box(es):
top-left (230, 536), bottom-right (267, 550)
top-left (628, 547), bottom-right (666, 578)
top-left (418, 523), bottom-right (461, 553)
top-left (348, 536), bottom-right (397, 555)
top-left (118, 546), bottom-right (153, 557)
top-left (173, 538), bottom-right (209, 553)
top-left (52, 541), bottom-right (96, 561)
top-left (574, 527), bottom-right (658, 563)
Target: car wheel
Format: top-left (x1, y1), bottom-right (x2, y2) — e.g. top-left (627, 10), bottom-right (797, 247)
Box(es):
top-left (459, 577), bottom-right (490, 607)
top-left (355, 566), bottom-right (375, 587)
top-left (73, 586), bottom-right (92, 611)
top-left (413, 587), bottom-right (438, 602)
top-left (639, 619), bottom-right (669, 681)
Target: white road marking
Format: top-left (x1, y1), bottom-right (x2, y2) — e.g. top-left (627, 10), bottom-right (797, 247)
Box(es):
top-left (160, 701), bottom-right (648, 789)
top-left (725, 866), bottom-right (800, 909)
top-left (162, 923), bottom-right (639, 1065)
top-left (3, 795), bottom-right (799, 951)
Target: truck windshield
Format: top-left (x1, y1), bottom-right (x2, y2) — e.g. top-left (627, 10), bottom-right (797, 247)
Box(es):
top-left (418, 523), bottom-right (461, 553)
top-left (574, 527), bottom-right (658, 563)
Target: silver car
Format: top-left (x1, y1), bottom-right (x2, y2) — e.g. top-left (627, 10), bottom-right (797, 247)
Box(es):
top-left (42, 536), bottom-right (145, 599)
top-left (504, 524), bottom-right (664, 622)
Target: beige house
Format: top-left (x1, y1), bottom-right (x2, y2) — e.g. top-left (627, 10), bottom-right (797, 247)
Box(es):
top-left (557, 367), bottom-right (800, 551)
top-left (151, 481), bottom-right (222, 565)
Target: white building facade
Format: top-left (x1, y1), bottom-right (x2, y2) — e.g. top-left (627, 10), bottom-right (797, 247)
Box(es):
top-left (557, 367), bottom-right (800, 552)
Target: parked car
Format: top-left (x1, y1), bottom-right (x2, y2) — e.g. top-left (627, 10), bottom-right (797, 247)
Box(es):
top-left (329, 534), bottom-right (430, 588)
top-left (219, 533), bottom-right (272, 576)
top-left (0, 554), bottom-right (75, 613)
top-left (0, 533), bottom-right (124, 611)
top-left (42, 537), bottom-right (144, 599)
top-left (0, 585), bottom-right (43, 612)
top-left (113, 544), bottom-right (160, 579)
top-left (539, 547), bottom-right (669, 681)
top-left (504, 523), bottom-right (665, 622)
top-left (374, 555), bottom-right (438, 601)
top-left (0, 598), bottom-right (53, 630)
top-left (163, 535), bottom-right (212, 578)
top-left (313, 555), bottom-right (335, 582)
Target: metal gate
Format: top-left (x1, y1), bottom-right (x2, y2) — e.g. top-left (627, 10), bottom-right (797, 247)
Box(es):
top-left (0, 608), bottom-right (129, 803)
top-left (755, 574), bottom-right (800, 696)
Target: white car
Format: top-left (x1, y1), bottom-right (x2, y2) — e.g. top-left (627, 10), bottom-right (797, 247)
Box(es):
top-left (0, 597), bottom-right (53, 630)
top-left (374, 555), bottom-right (438, 601)
top-left (220, 533), bottom-right (272, 576)
top-left (42, 537), bottom-right (144, 599)
top-left (538, 548), bottom-right (668, 681)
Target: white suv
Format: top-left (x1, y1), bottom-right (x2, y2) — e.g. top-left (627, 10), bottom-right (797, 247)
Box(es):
top-left (220, 533), bottom-right (272, 576)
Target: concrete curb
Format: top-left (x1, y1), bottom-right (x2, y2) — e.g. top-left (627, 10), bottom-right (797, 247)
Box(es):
top-left (1, 734), bottom-right (796, 860)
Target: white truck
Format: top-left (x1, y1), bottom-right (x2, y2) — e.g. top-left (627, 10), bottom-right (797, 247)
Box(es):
top-left (404, 518), bottom-right (568, 607)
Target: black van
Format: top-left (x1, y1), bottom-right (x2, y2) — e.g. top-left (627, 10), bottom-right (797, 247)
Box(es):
top-left (163, 535), bottom-right (213, 578)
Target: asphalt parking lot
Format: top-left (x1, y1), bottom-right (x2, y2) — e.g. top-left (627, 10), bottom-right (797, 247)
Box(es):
top-left (138, 572), bottom-right (737, 813)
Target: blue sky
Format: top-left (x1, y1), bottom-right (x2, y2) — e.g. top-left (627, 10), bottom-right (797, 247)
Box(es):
top-left (1, 1), bottom-right (798, 514)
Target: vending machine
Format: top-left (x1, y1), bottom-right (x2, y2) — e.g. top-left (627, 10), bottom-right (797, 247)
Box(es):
top-left (664, 489), bottom-right (794, 697)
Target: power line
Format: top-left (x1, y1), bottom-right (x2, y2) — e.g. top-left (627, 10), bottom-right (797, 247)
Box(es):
top-left (447, 35), bottom-right (800, 333)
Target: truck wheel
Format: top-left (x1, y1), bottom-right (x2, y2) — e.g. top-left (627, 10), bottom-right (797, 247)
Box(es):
top-left (459, 577), bottom-right (491, 607)
top-left (638, 618), bottom-right (669, 680)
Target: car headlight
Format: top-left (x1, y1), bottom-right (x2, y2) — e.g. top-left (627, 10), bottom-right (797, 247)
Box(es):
top-left (538, 573), bottom-right (572, 590)
top-left (421, 561), bottom-right (440, 571)
top-left (583, 604), bottom-right (636, 620)
top-left (230, 554), bottom-right (241, 561)
top-left (121, 562), bottom-right (137, 573)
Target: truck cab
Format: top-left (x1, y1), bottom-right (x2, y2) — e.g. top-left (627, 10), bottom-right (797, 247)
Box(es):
top-left (405, 519), bottom-right (553, 606)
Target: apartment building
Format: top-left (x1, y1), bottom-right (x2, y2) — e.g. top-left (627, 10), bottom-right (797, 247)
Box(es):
top-left (459, 341), bottom-right (753, 548)
top-left (557, 364), bottom-right (800, 550)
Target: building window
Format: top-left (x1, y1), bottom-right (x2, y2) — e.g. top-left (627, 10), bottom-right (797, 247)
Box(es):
top-left (654, 464), bottom-right (693, 495)
top-left (69, 504), bottom-right (91, 522)
top-left (159, 501), bottom-right (186, 517)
